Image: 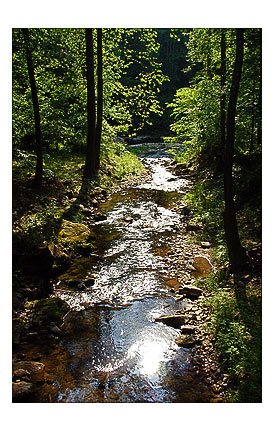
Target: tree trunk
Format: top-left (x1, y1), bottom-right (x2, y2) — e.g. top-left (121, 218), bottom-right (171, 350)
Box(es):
top-left (22, 28), bottom-right (43, 186)
top-left (256, 80), bottom-right (262, 150)
top-left (223, 28), bottom-right (248, 272)
top-left (220, 29), bottom-right (226, 151)
top-left (83, 29), bottom-right (96, 178)
top-left (95, 28), bottom-right (103, 170)
top-left (250, 78), bottom-right (256, 153)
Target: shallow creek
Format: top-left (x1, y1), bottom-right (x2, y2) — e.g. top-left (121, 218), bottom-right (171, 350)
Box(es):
top-left (22, 144), bottom-right (215, 402)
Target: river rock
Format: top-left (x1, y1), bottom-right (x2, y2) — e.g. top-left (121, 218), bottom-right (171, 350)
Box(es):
top-left (201, 241), bottom-right (211, 248)
top-left (12, 317), bottom-right (24, 346)
top-left (122, 216), bottom-right (134, 223)
top-left (181, 285), bottom-right (203, 298)
top-left (186, 224), bottom-right (200, 232)
top-left (13, 368), bottom-right (31, 382)
top-left (13, 361), bottom-right (45, 384)
top-left (49, 322), bottom-right (62, 335)
top-left (173, 163), bottom-right (189, 176)
top-left (31, 297), bottom-right (70, 330)
top-left (94, 213), bottom-right (107, 222)
top-left (155, 314), bottom-right (185, 329)
top-left (82, 207), bottom-right (93, 216)
top-left (175, 334), bottom-right (196, 348)
top-left (192, 256), bottom-right (212, 277)
top-left (12, 381), bottom-right (35, 401)
top-left (58, 219), bottom-right (92, 243)
top-left (180, 325), bottom-right (196, 334)
top-left (179, 206), bottom-right (191, 216)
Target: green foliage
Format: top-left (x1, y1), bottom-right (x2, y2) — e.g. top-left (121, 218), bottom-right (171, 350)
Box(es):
top-left (166, 28), bottom-right (261, 164)
top-left (184, 175), bottom-right (229, 263)
top-left (206, 285), bottom-right (249, 377)
top-left (200, 271), bottom-right (262, 402)
top-left (12, 28), bottom-right (167, 154)
top-left (13, 139), bottom-right (144, 249)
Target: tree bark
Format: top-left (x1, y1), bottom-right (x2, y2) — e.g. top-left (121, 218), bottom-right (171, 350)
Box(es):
top-left (223, 28), bottom-right (248, 272)
top-left (84, 28), bottom-right (96, 178)
top-left (95, 28), bottom-right (103, 170)
top-left (22, 28), bottom-right (43, 186)
top-left (250, 78), bottom-right (256, 153)
top-left (220, 29), bottom-right (226, 151)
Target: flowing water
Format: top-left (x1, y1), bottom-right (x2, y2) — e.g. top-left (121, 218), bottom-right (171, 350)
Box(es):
top-left (21, 143), bottom-right (215, 402)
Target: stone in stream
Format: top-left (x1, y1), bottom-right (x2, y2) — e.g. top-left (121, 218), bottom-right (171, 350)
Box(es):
top-left (94, 213), bottom-right (107, 222)
top-left (58, 219), bottom-right (91, 243)
top-left (121, 215), bottom-right (134, 223)
top-left (180, 285), bottom-right (203, 298)
top-left (155, 314), bottom-right (185, 329)
top-left (13, 361), bottom-right (45, 384)
top-left (12, 368), bottom-right (31, 382)
top-left (180, 325), bottom-right (196, 334)
top-left (12, 381), bottom-right (35, 401)
top-left (174, 334), bottom-right (196, 348)
top-left (49, 322), bottom-right (62, 335)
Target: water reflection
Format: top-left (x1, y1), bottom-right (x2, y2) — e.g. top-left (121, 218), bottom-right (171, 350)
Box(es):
top-left (128, 335), bottom-right (174, 377)
top-left (35, 150), bottom-right (215, 402)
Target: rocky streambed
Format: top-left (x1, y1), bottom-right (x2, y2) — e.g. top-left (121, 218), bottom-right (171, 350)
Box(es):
top-left (12, 143), bottom-right (227, 402)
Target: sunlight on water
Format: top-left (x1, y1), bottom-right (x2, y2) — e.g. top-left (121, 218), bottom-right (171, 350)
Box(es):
top-left (128, 336), bottom-right (170, 376)
top-left (138, 157), bottom-right (189, 192)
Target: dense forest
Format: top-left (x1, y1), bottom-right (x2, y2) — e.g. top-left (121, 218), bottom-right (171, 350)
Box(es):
top-left (12, 28), bottom-right (261, 404)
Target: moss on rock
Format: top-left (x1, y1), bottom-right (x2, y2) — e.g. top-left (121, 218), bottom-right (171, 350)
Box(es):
top-left (32, 297), bottom-right (70, 329)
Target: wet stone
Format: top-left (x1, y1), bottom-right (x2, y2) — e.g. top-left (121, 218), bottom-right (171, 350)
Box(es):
top-left (12, 381), bottom-right (35, 401)
top-left (181, 285), bottom-right (203, 298)
top-left (180, 325), bottom-right (196, 334)
top-left (155, 314), bottom-right (185, 328)
top-left (175, 334), bottom-right (196, 348)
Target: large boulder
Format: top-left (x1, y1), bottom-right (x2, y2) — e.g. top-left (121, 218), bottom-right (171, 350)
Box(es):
top-left (58, 219), bottom-right (92, 245)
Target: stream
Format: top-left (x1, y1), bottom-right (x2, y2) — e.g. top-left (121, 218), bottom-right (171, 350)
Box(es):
top-left (20, 143), bottom-right (215, 403)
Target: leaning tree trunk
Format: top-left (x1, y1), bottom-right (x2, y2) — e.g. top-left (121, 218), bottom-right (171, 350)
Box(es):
top-left (83, 28), bottom-right (97, 178)
top-left (223, 28), bottom-right (248, 272)
top-left (95, 28), bottom-right (103, 170)
top-left (22, 28), bottom-right (43, 186)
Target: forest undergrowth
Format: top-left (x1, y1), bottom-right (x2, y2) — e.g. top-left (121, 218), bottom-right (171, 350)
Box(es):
top-left (182, 156), bottom-right (262, 402)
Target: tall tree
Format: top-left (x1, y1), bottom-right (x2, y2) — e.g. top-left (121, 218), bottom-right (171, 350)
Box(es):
top-left (220, 29), bottom-right (226, 152)
top-left (22, 28), bottom-right (43, 186)
top-left (95, 28), bottom-right (103, 170)
top-left (83, 28), bottom-right (97, 178)
top-left (223, 29), bottom-right (248, 271)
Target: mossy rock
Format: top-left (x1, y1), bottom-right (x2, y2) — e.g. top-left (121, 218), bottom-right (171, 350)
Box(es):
top-left (175, 334), bottom-right (196, 348)
top-left (32, 297), bottom-right (70, 329)
top-left (58, 257), bottom-right (95, 283)
top-left (58, 219), bottom-right (92, 245)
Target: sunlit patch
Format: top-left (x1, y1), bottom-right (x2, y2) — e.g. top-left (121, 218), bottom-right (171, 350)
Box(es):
top-left (94, 358), bottom-right (124, 373)
top-left (127, 336), bottom-right (168, 376)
